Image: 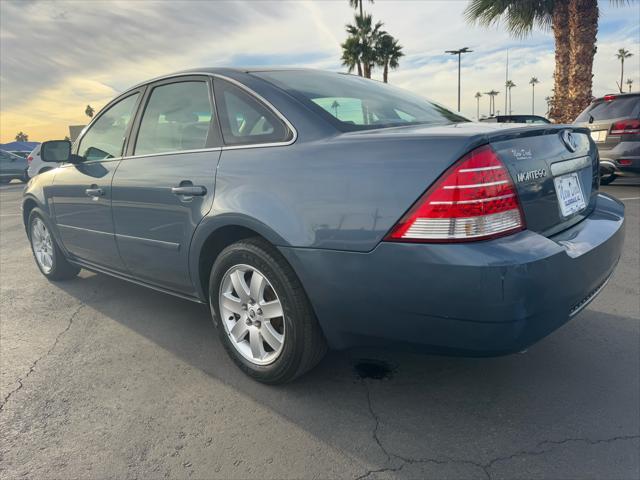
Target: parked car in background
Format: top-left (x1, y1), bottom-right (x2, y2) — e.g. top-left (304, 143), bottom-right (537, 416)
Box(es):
top-left (574, 93), bottom-right (640, 185)
top-left (0, 141), bottom-right (40, 159)
top-left (27, 145), bottom-right (60, 178)
top-left (23, 69), bottom-right (624, 383)
top-left (0, 149), bottom-right (29, 183)
top-left (480, 115), bottom-right (551, 124)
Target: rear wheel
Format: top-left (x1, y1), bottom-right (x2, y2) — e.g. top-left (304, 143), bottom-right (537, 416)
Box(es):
top-left (210, 237), bottom-right (327, 383)
top-left (599, 166), bottom-right (617, 185)
top-left (600, 172), bottom-right (616, 185)
top-left (29, 211), bottom-right (80, 281)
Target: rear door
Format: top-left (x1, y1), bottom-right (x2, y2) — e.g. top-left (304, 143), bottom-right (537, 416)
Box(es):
top-left (50, 91), bottom-right (142, 269)
top-left (111, 76), bottom-right (220, 295)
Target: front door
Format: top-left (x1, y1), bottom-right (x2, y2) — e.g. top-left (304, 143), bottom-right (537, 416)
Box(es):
top-left (111, 77), bottom-right (219, 295)
top-left (50, 91), bottom-right (142, 269)
top-left (0, 151), bottom-right (26, 181)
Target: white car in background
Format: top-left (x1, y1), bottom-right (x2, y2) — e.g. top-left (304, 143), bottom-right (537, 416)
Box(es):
top-left (27, 145), bottom-right (60, 177)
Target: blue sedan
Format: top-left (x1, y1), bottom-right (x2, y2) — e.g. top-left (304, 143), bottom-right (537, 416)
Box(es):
top-left (23, 69), bottom-right (624, 383)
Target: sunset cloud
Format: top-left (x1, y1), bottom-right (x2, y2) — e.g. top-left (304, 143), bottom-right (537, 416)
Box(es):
top-left (1, 0), bottom-right (638, 142)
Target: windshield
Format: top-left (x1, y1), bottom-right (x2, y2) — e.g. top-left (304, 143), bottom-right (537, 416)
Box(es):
top-left (253, 70), bottom-right (468, 131)
top-left (575, 96), bottom-right (640, 122)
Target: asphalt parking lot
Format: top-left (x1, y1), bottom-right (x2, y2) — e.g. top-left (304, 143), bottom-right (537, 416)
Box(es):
top-left (0, 179), bottom-right (638, 480)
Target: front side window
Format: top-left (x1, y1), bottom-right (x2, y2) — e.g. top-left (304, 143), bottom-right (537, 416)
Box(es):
top-left (214, 79), bottom-right (292, 146)
top-left (78, 93), bottom-right (139, 161)
top-left (135, 81), bottom-right (213, 155)
top-left (253, 70), bottom-right (468, 131)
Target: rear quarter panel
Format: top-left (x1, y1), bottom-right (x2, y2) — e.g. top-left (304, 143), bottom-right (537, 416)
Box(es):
top-left (210, 134), bottom-right (480, 252)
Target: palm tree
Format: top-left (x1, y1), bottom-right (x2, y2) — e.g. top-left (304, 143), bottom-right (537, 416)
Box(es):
top-left (14, 132), bottom-right (29, 142)
top-left (529, 77), bottom-right (539, 115)
top-left (627, 78), bottom-right (634, 92)
top-left (331, 100), bottom-right (341, 118)
top-left (616, 48), bottom-right (633, 93)
top-left (341, 35), bottom-right (363, 76)
top-left (505, 80), bottom-right (516, 114)
top-left (484, 90), bottom-right (500, 116)
top-left (348, 0), bottom-right (374, 18)
top-left (465, 0), bottom-right (628, 124)
top-left (474, 92), bottom-right (482, 119)
top-left (85, 104), bottom-right (95, 118)
top-left (376, 34), bottom-right (404, 83)
top-left (346, 14), bottom-right (385, 78)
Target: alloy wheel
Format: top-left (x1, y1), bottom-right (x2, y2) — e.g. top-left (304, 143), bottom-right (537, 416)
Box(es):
top-left (31, 217), bottom-right (54, 274)
top-left (219, 264), bottom-right (285, 365)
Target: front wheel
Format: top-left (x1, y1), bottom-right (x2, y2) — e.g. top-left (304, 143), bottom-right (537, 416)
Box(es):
top-left (210, 238), bottom-right (327, 384)
top-left (29, 211), bottom-right (80, 281)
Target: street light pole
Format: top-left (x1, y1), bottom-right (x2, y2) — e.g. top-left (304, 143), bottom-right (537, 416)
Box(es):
top-left (445, 47), bottom-right (473, 112)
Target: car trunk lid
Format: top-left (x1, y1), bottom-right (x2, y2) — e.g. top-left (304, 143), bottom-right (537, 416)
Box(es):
top-left (489, 127), bottom-right (598, 236)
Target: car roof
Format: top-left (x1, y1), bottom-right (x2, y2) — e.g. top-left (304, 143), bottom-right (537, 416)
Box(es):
top-left (593, 92), bottom-right (640, 101)
top-left (128, 67), bottom-right (318, 90)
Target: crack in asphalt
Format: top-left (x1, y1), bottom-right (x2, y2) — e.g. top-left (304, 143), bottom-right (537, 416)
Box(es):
top-left (0, 303), bottom-right (85, 413)
top-left (480, 435), bottom-right (640, 475)
top-left (355, 379), bottom-right (639, 480)
top-left (363, 379), bottom-right (392, 464)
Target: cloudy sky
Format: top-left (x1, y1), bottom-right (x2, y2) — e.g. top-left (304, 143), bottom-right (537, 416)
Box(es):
top-left (1, 0), bottom-right (639, 143)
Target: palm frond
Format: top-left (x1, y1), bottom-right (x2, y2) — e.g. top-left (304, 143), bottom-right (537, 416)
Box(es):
top-left (465, 0), bottom-right (555, 38)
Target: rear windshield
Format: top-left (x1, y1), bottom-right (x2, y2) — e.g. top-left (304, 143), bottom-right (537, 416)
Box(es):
top-left (253, 70), bottom-right (468, 131)
top-left (575, 96), bottom-right (640, 122)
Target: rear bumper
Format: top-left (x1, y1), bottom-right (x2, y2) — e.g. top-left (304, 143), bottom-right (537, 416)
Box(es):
top-left (280, 193), bottom-right (625, 353)
top-left (598, 140), bottom-right (640, 176)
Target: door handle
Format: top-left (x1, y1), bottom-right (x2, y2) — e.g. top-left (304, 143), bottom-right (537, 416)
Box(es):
top-left (171, 185), bottom-right (207, 196)
top-left (85, 187), bottom-right (104, 197)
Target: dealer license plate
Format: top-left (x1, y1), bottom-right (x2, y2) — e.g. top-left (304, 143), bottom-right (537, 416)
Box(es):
top-left (554, 172), bottom-right (586, 217)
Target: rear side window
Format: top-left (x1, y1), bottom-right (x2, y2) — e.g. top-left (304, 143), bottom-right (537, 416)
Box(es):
top-left (78, 93), bottom-right (139, 161)
top-left (135, 81), bottom-right (213, 155)
top-left (253, 70), bottom-right (468, 131)
top-left (576, 96), bottom-right (640, 122)
top-left (214, 79), bottom-right (292, 146)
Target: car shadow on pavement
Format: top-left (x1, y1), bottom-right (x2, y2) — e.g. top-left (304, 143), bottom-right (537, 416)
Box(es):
top-left (52, 268), bottom-right (640, 477)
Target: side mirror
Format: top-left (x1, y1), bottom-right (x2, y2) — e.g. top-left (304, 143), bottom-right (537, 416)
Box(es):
top-left (41, 140), bottom-right (72, 163)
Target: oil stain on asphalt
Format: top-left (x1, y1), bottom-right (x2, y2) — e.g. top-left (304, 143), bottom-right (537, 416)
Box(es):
top-left (354, 359), bottom-right (395, 380)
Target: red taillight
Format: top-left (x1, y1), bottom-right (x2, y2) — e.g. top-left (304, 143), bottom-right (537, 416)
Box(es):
top-left (603, 94), bottom-right (617, 102)
top-left (618, 159), bottom-right (632, 166)
top-left (27, 156), bottom-right (33, 164)
top-left (610, 119), bottom-right (640, 135)
top-left (385, 145), bottom-right (524, 243)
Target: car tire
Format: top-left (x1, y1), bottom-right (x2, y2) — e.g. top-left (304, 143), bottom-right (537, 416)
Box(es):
top-left (28, 209), bottom-right (81, 281)
top-left (600, 173), bottom-right (616, 185)
top-left (209, 237), bottom-right (327, 384)
top-left (22, 169), bottom-right (30, 182)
